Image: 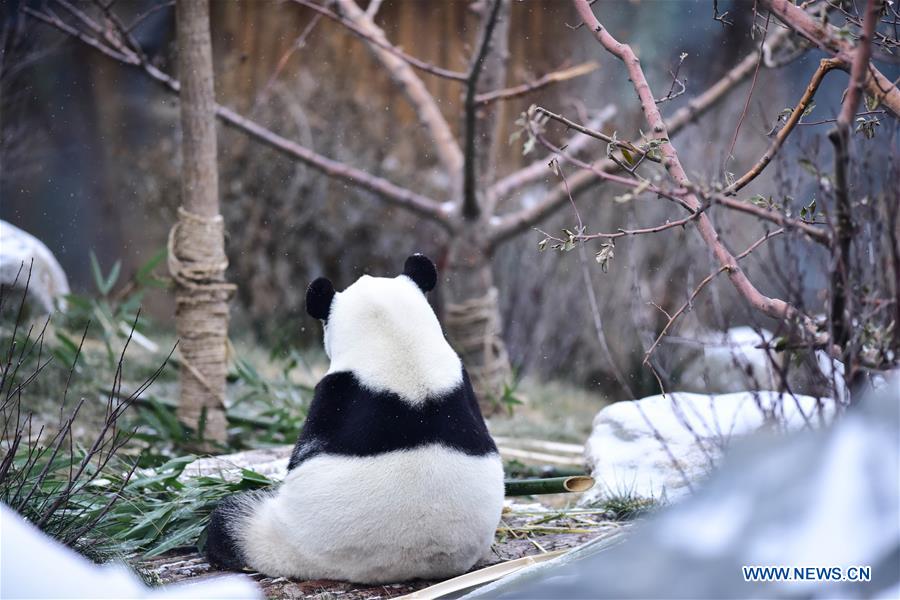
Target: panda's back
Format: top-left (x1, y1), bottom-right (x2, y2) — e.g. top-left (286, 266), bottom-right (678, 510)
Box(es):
top-left (265, 368), bottom-right (504, 581)
top-left (288, 369), bottom-right (497, 466)
top-left (272, 443), bottom-right (504, 581)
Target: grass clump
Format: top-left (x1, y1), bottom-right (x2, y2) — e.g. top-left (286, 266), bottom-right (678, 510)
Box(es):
top-left (590, 491), bottom-right (662, 521)
top-left (0, 262), bottom-right (172, 563)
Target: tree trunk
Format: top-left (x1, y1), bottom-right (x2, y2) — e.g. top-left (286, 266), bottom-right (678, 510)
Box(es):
top-left (444, 0), bottom-right (513, 412)
top-left (171, 0), bottom-right (232, 444)
top-left (444, 229), bottom-right (510, 413)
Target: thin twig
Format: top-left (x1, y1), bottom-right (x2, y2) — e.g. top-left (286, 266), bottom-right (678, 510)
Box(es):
top-left (726, 12), bottom-right (770, 161)
top-left (726, 57), bottom-right (843, 194)
top-left (474, 62), bottom-right (598, 105)
top-left (644, 228), bottom-right (785, 362)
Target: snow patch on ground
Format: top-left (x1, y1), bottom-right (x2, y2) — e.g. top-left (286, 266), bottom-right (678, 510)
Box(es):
top-left (582, 390), bottom-right (835, 504)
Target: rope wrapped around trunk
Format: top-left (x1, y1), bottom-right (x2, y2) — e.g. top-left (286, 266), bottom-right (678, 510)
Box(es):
top-left (444, 286), bottom-right (510, 401)
top-left (167, 206), bottom-right (235, 441)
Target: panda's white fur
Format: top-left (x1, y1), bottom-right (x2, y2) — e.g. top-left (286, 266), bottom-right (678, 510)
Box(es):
top-left (206, 258), bottom-right (504, 583)
top-left (325, 274), bottom-right (462, 404)
top-left (235, 447), bottom-right (504, 582)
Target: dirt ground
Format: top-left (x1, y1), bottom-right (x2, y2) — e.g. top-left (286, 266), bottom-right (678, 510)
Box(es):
top-left (143, 507), bottom-right (628, 599)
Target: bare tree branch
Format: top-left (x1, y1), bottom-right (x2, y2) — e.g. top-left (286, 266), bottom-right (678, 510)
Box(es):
top-left (644, 229), bottom-right (785, 363)
top-left (827, 0), bottom-right (883, 383)
top-left (474, 61), bottom-right (597, 105)
top-left (488, 105), bottom-right (616, 202)
top-left (23, 3), bottom-right (452, 229)
top-left (462, 0), bottom-right (505, 220)
top-left (289, 0), bottom-right (468, 81)
top-left (489, 26), bottom-right (792, 245)
top-left (533, 106), bottom-right (657, 162)
top-left (335, 0), bottom-right (463, 197)
top-left (760, 0), bottom-right (900, 118)
top-left (535, 131), bottom-right (830, 245)
top-left (571, 0), bottom-right (815, 335)
top-left (726, 57), bottom-right (842, 194)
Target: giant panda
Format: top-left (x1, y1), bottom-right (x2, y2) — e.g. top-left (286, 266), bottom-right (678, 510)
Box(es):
top-left (204, 254), bottom-right (505, 583)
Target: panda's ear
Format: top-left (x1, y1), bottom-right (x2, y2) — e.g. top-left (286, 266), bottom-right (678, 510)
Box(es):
top-left (403, 254), bottom-right (437, 293)
top-left (306, 277), bottom-right (335, 321)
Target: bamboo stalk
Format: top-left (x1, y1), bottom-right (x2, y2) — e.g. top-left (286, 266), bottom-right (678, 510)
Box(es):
top-left (396, 550), bottom-right (566, 600)
top-left (505, 476), bottom-right (594, 496)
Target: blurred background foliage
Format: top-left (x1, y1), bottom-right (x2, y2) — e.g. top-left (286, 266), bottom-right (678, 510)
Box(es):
top-left (1, 0), bottom-right (897, 399)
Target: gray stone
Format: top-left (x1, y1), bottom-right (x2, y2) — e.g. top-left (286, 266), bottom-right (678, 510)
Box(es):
top-left (0, 220), bottom-right (70, 313)
top-left (464, 378), bottom-right (900, 599)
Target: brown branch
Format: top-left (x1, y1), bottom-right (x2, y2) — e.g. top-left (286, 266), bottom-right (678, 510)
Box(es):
top-left (644, 229), bottom-right (785, 363)
top-left (288, 0), bottom-right (468, 81)
top-left (536, 130), bottom-right (830, 245)
top-left (462, 0), bottom-right (504, 220)
top-left (572, 0), bottom-right (813, 334)
top-left (759, 0), bottom-right (900, 118)
top-left (22, 6), bottom-right (134, 64)
top-left (796, 109), bottom-right (886, 126)
top-left (726, 57), bottom-right (843, 194)
top-left (836, 0), bottom-right (881, 127)
top-left (489, 25), bottom-right (792, 245)
top-left (25, 4), bottom-right (451, 229)
top-left (532, 106), bottom-right (657, 162)
top-left (474, 61), bottom-right (598, 105)
top-left (488, 105), bottom-right (616, 201)
top-left (335, 0), bottom-right (463, 194)
top-left (535, 134), bottom-right (693, 210)
top-left (696, 187), bottom-right (831, 245)
top-left (827, 0), bottom-right (882, 381)
top-left (540, 207), bottom-right (706, 243)
top-left (253, 11), bottom-right (324, 109)
top-left (296, 0), bottom-right (598, 107)
top-left (727, 13), bottom-right (769, 162)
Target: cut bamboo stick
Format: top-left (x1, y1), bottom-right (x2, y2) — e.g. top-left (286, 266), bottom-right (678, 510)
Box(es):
top-left (396, 550), bottom-right (566, 600)
top-left (504, 476), bottom-right (595, 496)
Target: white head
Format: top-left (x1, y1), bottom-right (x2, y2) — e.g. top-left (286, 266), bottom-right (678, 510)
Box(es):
top-left (306, 254), bottom-right (462, 405)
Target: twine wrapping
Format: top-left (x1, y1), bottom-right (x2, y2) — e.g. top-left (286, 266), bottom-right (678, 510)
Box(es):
top-left (445, 286), bottom-right (510, 402)
top-left (168, 206), bottom-right (235, 442)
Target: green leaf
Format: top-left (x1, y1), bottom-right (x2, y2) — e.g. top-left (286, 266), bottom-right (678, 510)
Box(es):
top-left (104, 260), bottom-right (121, 296)
top-left (89, 251), bottom-right (105, 294)
top-left (144, 522), bottom-right (205, 557)
top-left (797, 158), bottom-right (818, 176)
top-left (801, 100), bottom-right (816, 117)
top-left (238, 469), bottom-right (273, 486)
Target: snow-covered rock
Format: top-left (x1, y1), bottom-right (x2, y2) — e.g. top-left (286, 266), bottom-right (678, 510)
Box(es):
top-left (582, 390), bottom-right (835, 504)
top-left (679, 327), bottom-right (781, 393)
top-left (466, 378), bottom-right (899, 599)
top-left (0, 503), bottom-right (262, 599)
top-left (0, 220), bottom-right (70, 313)
top-left (178, 445), bottom-right (292, 483)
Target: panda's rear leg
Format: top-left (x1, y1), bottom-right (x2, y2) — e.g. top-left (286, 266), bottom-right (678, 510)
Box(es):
top-left (204, 490), bottom-right (270, 571)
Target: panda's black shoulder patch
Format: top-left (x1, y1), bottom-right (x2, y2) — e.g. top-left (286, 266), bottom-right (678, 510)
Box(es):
top-left (288, 369), bottom-right (496, 469)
